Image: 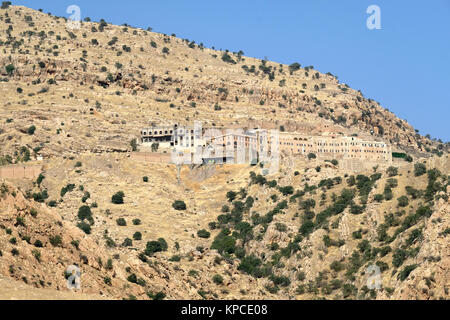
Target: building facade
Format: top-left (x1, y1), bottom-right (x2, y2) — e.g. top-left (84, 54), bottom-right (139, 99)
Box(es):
top-left (140, 124), bottom-right (392, 164)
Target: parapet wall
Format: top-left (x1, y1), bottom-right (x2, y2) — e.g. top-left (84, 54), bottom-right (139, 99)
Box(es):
top-left (0, 165), bottom-right (42, 179)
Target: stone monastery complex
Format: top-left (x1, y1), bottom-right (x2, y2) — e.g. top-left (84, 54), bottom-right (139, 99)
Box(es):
top-left (139, 123), bottom-right (393, 164)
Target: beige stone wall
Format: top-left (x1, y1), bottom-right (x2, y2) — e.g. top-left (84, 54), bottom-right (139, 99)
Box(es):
top-left (130, 152), bottom-right (172, 163)
top-left (0, 165), bottom-right (42, 179)
top-left (274, 133), bottom-right (392, 162)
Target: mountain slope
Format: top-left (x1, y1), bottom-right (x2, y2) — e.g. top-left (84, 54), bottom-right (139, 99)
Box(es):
top-left (0, 4), bottom-right (448, 300)
top-left (0, 4), bottom-right (445, 162)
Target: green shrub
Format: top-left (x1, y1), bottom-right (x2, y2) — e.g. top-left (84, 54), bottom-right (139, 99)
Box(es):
top-left (172, 200), bottom-right (186, 210)
top-left (60, 184), bottom-right (76, 197)
top-left (116, 218), bottom-right (126, 226)
top-left (384, 187), bottom-right (393, 200)
top-left (49, 235), bottom-right (62, 247)
top-left (342, 284), bottom-right (357, 298)
top-left (330, 260), bottom-right (344, 272)
top-left (398, 264), bottom-right (418, 281)
top-left (221, 52), bottom-right (236, 64)
top-left (279, 186), bottom-right (294, 196)
top-left (387, 166), bottom-right (398, 177)
top-left (288, 62), bottom-right (301, 74)
top-left (397, 196), bottom-right (409, 208)
top-left (5, 64), bottom-right (14, 75)
top-left (133, 232), bottom-right (142, 240)
top-left (77, 221), bottom-right (91, 234)
top-left (145, 238), bottom-right (168, 256)
top-left (405, 186), bottom-right (421, 199)
top-left (275, 223), bottom-right (288, 232)
top-left (211, 229), bottom-right (236, 255)
top-left (169, 255), bottom-right (181, 262)
top-left (350, 203), bottom-right (365, 215)
top-left (77, 205), bottom-right (93, 224)
top-left (374, 194), bottom-right (384, 202)
top-left (299, 220), bottom-right (315, 236)
top-left (158, 238), bottom-right (168, 251)
top-left (213, 274), bottom-right (224, 285)
top-left (27, 125), bottom-right (36, 135)
top-left (147, 291), bottom-right (166, 300)
top-left (392, 249), bottom-right (407, 267)
top-left (352, 229), bottom-right (362, 239)
top-left (414, 163), bottom-right (427, 177)
top-left (1, 2), bottom-right (12, 9)
top-left (130, 139), bottom-right (137, 151)
top-left (238, 255), bottom-right (262, 277)
top-left (386, 178), bottom-right (398, 189)
top-left (122, 238), bottom-right (132, 247)
top-left (111, 191), bottom-right (124, 204)
top-left (127, 274), bottom-right (137, 284)
top-left (226, 191), bottom-right (237, 202)
top-left (34, 240), bottom-right (43, 248)
top-left (270, 274), bottom-right (291, 287)
top-left (197, 229), bottom-right (211, 239)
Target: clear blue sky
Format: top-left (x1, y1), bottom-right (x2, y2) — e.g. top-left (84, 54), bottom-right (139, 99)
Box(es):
top-left (13, 0), bottom-right (450, 142)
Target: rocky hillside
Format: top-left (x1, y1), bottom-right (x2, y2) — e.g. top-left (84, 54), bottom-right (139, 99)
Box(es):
top-left (0, 3), bottom-right (448, 300)
top-left (1, 152), bottom-right (448, 300)
top-left (0, 4), bottom-right (447, 164)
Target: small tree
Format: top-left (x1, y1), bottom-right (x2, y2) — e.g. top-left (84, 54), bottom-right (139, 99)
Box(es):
top-left (374, 194), bottom-right (384, 202)
top-left (78, 205), bottom-right (93, 224)
top-left (133, 232), bottom-right (142, 240)
top-left (27, 125), bottom-right (36, 135)
top-left (1, 2), bottom-right (12, 9)
top-left (387, 166), bottom-right (398, 177)
top-left (288, 62), bottom-right (301, 74)
top-left (130, 139), bottom-right (137, 151)
top-left (172, 200), bottom-right (186, 211)
top-left (116, 218), bottom-right (127, 226)
top-left (397, 196), bottom-right (409, 207)
top-left (49, 235), bottom-right (62, 247)
top-left (307, 153), bottom-right (317, 160)
top-left (5, 64), bottom-right (14, 75)
top-left (112, 191), bottom-right (124, 204)
top-left (151, 143), bottom-right (159, 152)
top-left (145, 239), bottom-right (167, 256)
top-left (77, 221), bottom-right (91, 234)
top-left (221, 52), bottom-right (236, 64)
top-left (122, 238), bottom-right (132, 247)
top-left (197, 229), bottom-right (211, 239)
top-left (414, 163), bottom-right (426, 177)
top-left (212, 274), bottom-right (224, 285)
